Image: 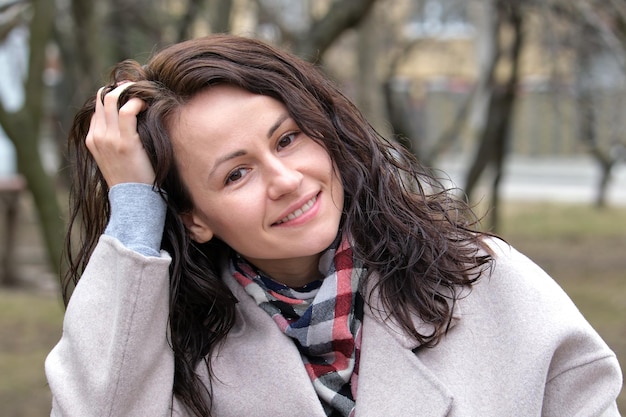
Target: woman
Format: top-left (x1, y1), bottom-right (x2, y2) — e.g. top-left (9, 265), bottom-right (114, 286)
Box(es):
top-left (46, 34), bottom-right (622, 417)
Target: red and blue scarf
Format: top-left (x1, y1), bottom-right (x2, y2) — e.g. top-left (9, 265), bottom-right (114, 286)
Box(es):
top-left (231, 236), bottom-right (365, 417)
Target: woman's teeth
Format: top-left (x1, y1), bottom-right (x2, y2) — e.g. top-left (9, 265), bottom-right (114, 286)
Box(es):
top-left (276, 196), bottom-right (317, 224)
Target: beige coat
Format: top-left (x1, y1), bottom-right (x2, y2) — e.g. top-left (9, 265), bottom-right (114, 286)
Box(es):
top-left (46, 236), bottom-right (622, 416)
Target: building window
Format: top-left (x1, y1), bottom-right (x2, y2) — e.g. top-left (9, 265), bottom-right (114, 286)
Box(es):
top-left (405, 0), bottom-right (474, 39)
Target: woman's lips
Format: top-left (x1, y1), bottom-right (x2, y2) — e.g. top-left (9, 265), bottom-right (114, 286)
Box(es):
top-left (274, 194), bottom-right (318, 225)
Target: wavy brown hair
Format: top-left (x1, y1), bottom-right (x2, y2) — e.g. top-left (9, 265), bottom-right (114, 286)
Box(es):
top-left (64, 34), bottom-right (493, 416)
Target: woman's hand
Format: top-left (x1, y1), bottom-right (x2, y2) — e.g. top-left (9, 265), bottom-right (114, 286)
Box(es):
top-left (85, 82), bottom-right (155, 187)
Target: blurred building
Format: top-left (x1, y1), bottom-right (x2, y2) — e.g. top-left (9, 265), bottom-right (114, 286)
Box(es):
top-left (317, 0), bottom-right (626, 160)
top-left (392, 0), bottom-right (625, 159)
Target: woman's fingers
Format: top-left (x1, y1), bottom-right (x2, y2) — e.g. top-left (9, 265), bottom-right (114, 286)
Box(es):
top-left (86, 83), bottom-right (155, 187)
top-left (102, 83), bottom-right (132, 130)
top-left (84, 88), bottom-right (104, 156)
top-left (118, 97), bottom-right (146, 138)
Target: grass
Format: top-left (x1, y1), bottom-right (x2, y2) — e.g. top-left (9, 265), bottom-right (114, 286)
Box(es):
top-left (0, 201), bottom-right (624, 415)
top-left (0, 290), bottom-right (64, 417)
top-left (499, 202), bottom-right (626, 239)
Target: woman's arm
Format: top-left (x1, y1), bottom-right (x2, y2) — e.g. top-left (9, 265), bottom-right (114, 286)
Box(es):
top-left (46, 84), bottom-right (182, 416)
top-left (46, 183), bottom-right (180, 416)
top-left (45, 233), bottom-right (175, 416)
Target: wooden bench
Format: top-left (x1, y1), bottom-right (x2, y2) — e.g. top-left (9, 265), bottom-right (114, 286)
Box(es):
top-left (0, 175), bottom-right (26, 286)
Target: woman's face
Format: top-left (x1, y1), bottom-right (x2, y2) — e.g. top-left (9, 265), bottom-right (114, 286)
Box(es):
top-left (170, 85), bottom-right (344, 285)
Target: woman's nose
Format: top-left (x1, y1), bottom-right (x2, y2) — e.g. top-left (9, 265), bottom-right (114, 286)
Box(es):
top-left (266, 158), bottom-right (302, 200)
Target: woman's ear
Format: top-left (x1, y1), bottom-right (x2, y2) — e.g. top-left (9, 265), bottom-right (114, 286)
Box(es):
top-left (180, 212), bottom-right (214, 243)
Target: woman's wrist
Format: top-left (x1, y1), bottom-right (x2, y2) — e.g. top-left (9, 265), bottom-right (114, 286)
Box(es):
top-left (104, 183), bottom-right (167, 257)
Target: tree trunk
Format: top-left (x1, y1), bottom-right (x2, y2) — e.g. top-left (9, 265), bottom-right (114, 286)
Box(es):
top-left (355, 8), bottom-right (390, 139)
top-left (3, 112), bottom-right (65, 276)
top-left (465, 0), bottom-right (524, 233)
top-left (53, 0), bottom-right (105, 187)
top-left (574, 25), bottom-right (616, 209)
top-left (209, 0), bottom-right (233, 34)
top-left (381, 36), bottom-right (424, 158)
top-left (463, 0), bottom-right (500, 201)
top-left (382, 80), bottom-right (418, 156)
top-left (0, 0), bottom-right (65, 280)
top-left (176, 0), bottom-right (205, 41)
top-left (595, 163), bottom-right (612, 208)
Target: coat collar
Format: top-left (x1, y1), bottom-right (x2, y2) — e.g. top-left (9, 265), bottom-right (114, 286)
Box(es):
top-left (361, 275), bottom-right (462, 350)
top-left (214, 265), bottom-right (455, 417)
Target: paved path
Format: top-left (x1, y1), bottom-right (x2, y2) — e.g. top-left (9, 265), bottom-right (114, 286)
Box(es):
top-left (437, 155), bottom-right (626, 206)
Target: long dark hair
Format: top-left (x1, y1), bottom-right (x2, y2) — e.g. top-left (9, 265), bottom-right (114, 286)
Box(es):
top-left (64, 34), bottom-right (493, 416)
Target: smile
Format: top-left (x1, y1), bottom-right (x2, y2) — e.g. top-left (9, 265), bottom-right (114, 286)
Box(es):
top-left (275, 195), bottom-right (318, 225)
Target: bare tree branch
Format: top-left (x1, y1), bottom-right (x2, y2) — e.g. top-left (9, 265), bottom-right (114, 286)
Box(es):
top-left (574, 0), bottom-right (625, 69)
top-left (294, 0), bottom-right (377, 60)
top-left (0, 1), bottom-right (27, 42)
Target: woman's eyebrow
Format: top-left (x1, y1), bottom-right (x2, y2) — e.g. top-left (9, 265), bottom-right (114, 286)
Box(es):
top-left (209, 150), bottom-right (247, 177)
top-left (267, 113), bottom-right (290, 139)
top-left (209, 113), bottom-right (291, 177)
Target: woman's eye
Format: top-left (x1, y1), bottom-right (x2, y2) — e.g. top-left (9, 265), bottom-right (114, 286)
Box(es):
top-left (277, 132), bottom-right (297, 150)
top-left (226, 168), bottom-right (247, 184)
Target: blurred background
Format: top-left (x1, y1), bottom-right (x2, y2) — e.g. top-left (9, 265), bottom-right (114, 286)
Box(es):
top-left (0, 0), bottom-right (624, 415)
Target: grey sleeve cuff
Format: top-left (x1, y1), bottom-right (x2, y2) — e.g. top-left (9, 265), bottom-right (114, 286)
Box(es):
top-left (104, 183), bottom-right (167, 257)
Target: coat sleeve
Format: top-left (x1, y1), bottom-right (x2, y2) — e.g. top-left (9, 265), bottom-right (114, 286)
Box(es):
top-left (485, 238), bottom-right (623, 417)
top-left (45, 235), bottom-right (182, 417)
top-left (541, 336), bottom-right (622, 416)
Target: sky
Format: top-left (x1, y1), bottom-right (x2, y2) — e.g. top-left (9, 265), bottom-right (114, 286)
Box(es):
top-left (0, 26), bottom-right (27, 176)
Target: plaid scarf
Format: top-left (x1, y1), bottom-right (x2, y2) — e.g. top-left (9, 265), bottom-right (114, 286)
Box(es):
top-left (230, 236), bottom-right (365, 417)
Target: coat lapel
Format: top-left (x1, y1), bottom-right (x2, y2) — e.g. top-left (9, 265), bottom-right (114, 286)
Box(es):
top-left (210, 269), bottom-right (328, 417)
top-left (355, 312), bottom-right (453, 417)
top-left (354, 279), bottom-right (457, 417)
